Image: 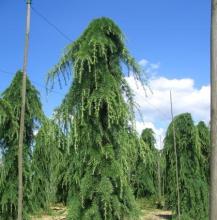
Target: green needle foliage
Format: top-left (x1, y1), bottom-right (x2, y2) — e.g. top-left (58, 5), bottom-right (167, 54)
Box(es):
top-left (132, 128), bottom-right (157, 198)
top-left (47, 17), bottom-right (144, 220)
top-left (141, 128), bottom-right (156, 150)
top-left (30, 119), bottom-right (66, 213)
top-left (53, 119), bottom-right (70, 205)
top-left (164, 113), bottom-right (208, 220)
top-left (0, 71), bottom-right (43, 220)
top-left (196, 121), bottom-right (210, 184)
top-left (158, 149), bottom-right (166, 200)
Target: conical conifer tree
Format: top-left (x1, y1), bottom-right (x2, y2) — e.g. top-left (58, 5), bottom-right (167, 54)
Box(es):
top-left (164, 113), bottom-right (208, 220)
top-left (0, 71), bottom-right (43, 219)
top-left (47, 18), bottom-right (143, 220)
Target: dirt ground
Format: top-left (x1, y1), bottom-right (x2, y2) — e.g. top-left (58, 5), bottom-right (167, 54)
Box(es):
top-left (31, 205), bottom-right (67, 220)
top-left (31, 205), bottom-right (172, 220)
top-left (141, 209), bottom-right (172, 220)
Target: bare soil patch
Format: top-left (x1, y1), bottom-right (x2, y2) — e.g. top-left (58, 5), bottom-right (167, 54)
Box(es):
top-left (31, 205), bottom-right (67, 220)
top-left (31, 204), bottom-right (172, 220)
top-left (141, 209), bottom-right (172, 220)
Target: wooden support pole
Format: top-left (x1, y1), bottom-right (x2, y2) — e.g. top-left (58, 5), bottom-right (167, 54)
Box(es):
top-left (18, 1), bottom-right (31, 220)
top-left (210, 0), bottom-right (217, 219)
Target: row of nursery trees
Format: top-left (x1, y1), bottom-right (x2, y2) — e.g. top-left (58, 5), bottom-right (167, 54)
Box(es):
top-left (0, 18), bottom-right (210, 220)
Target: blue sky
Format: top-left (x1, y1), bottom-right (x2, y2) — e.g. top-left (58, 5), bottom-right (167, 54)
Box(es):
top-left (0, 1), bottom-right (211, 142)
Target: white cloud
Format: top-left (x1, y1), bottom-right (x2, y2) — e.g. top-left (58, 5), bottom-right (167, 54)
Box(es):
top-left (150, 77), bottom-right (194, 92)
top-left (127, 75), bottom-right (210, 123)
top-left (150, 63), bottom-right (160, 70)
top-left (139, 59), bottom-right (149, 66)
top-left (126, 59), bottom-right (210, 149)
top-left (139, 59), bottom-right (160, 76)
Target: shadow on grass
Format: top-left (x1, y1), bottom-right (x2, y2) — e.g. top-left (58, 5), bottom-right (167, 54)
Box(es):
top-left (156, 214), bottom-right (172, 219)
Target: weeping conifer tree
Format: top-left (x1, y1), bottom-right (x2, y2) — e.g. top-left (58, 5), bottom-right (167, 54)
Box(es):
top-left (0, 99), bottom-right (16, 164)
top-left (132, 128), bottom-right (157, 198)
top-left (47, 17), bottom-right (144, 220)
top-left (30, 119), bottom-right (66, 212)
top-left (141, 128), bottom-right (156, 149)
top-left (164, 113), bottom-right (208, 220)
top-left (196, 121), bottom-right (210, 184)
top-left (52, 118), bottom-right (70, 205)
top-left (0, 71), bottom-right (43, 219)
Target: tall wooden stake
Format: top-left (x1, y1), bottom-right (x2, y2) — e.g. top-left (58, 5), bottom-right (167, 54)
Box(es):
top-left (210, 0), bottom-right (217, 219)
top-left (158, 136), bottom-right (162, 199)
top-left (170, 90), bottom-right (180, 220)
top-left (157, 156), bottom-right (161, 198)
top-left (18, 1), bottom-right (31, 220)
